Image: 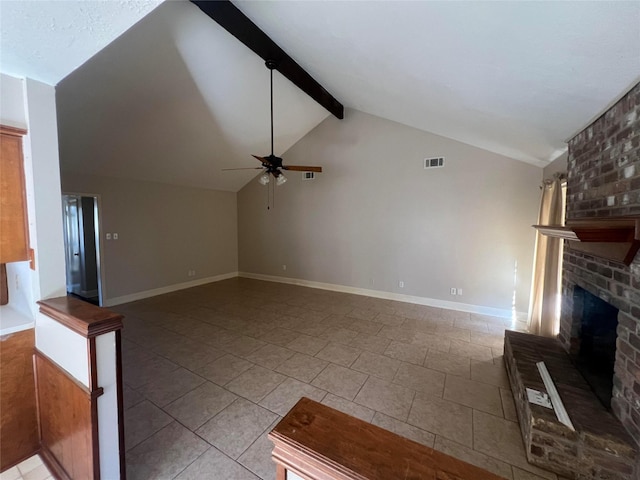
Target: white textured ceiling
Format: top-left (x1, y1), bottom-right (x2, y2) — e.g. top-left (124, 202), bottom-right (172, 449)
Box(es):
top-left (2, 0), bottom-right (639, 191)
top-left (0, 0), bottom-right (163, 85)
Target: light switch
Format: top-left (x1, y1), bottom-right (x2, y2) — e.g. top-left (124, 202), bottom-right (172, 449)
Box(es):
top-left (106, 233), bottom-right (112, 240)
top-left (113, 233), bottom-right (119, 240)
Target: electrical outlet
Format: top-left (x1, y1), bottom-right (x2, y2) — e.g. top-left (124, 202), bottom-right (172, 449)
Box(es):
top-left (450, 287), bottom-right (457, 295)
top-left (399, 281), bottom-right (404, 288)
top-left (282, 264), bottom-right (287, 271)
top-left (15, 274), bottom-right (19, 291)
top-left (370, 277), bottom-right (375, 286)
top-left (457, 288), bottom-right (463, 296)
top-left (106, 233), bottom-right (112, 240)
top-left (113, 233), bottom-right (119, 240)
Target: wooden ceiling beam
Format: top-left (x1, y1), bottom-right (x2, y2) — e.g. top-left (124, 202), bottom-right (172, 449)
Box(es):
top-left (190, 0), bottom-right (344, 120)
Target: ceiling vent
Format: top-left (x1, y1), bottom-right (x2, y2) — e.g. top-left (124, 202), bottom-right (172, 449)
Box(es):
top-left (302, 172), bottom-right (316, 180)
top-left (424, 157), bottom-right (445, 169)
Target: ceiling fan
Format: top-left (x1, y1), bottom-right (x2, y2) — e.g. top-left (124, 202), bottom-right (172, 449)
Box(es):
top-left (224, 60), bottom-right (323, 186)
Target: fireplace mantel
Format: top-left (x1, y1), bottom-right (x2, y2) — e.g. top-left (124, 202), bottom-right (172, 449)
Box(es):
top-left (534, 216), bottom-right (640, 266)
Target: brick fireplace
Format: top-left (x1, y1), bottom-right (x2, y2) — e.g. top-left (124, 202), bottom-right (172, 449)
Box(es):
top-left (504, 83), bottom-right (640, 480)
top-left (560, 82), bottom-right (640, 446)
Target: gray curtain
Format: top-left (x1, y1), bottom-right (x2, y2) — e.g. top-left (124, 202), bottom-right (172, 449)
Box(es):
top-left (528, 176), bottom-right (566, 337)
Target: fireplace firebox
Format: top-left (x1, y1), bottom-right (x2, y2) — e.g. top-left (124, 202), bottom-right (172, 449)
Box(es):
top-left (570, 285), bottom-right (619, 410)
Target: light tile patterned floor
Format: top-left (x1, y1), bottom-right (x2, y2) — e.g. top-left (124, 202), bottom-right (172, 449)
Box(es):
top-left (0, 455), bottom-right (53, 480)
top-left (115, 277), bottom-right (559, 480)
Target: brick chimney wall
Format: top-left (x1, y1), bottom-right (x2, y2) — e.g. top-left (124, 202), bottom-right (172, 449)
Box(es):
top-left (560, 83), bottom-right (640, 445)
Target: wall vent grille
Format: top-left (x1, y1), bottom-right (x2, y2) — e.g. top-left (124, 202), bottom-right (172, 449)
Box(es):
top-left (424, 157), bottom-right (445, 169)
top-left (302, 172), bottom-right (316, 180)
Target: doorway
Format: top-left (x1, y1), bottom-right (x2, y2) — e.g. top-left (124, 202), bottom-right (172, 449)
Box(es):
top-left (62, 194), bottom-right (103, 305)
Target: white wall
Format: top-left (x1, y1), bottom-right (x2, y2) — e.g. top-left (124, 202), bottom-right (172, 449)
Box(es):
top-left (0, 74), bottom-right (27, 129)
top-left (239, 110), bottom-right (542, 314)
top-left (23, 78), bottom-right (66, 302)
top-left (60, 172), bottom-right (238, 303)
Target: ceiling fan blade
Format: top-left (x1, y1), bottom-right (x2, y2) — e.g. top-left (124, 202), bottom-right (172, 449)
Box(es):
top-left (282, 165), bottom-right (323, 173)
top-left (252, 155), bottom-right (274, 166)
top-left (222, 167), bottom-right (263, 171)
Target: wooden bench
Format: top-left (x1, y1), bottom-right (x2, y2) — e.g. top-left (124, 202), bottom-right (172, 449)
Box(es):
top-left (269, 397), bottom-right (504, 480)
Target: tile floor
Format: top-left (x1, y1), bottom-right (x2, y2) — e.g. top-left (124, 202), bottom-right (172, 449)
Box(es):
top-left (115, 277), bottom-right (561, 480)
top-left (0, 455), bottom-right (53, 480)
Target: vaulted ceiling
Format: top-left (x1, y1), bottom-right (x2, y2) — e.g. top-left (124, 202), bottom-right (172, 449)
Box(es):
top-left (2, 1), bottom-right (639, 192)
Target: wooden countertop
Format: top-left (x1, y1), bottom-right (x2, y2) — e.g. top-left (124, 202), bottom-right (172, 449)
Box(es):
top-left (37, 296), bottom-right (122, 338)
top-left (269, 397), bottom-right (505, 480)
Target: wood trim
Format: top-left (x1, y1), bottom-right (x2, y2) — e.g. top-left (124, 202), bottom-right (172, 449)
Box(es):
top-left (34, 349), bottom-right (102, 480)
top-left (34, 349), bottom-right (103, 398)
top-left (533, 216), bottom-right (640, 266)
top-left (115, 331), bottom-right (127, 480)
top-left (87, 337), bottom-right (101, 479)
top-left (1, 264), bottom-right (7, 306)
top-left (39, 445), bottom-right (71, 480)
top-left (190, 0), bottom-right (344, 119)
top-left (90, 382), bottom-right (101, 479)
top-left (37, 296), bottom-right (123, 338)
top-left (88, 337), bottom-right (99, 391)
top-left (0, 125), bottom-right (27, 137)
top-left (269, 397), bottom-right (505, 480)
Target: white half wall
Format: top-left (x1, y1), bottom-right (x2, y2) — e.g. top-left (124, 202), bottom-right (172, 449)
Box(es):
top-left (35, 312), bottom-right (89, 387)
top-left (238, 110), bottom-right (542, 313)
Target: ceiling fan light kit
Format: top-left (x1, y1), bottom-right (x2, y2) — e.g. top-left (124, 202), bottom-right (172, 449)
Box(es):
top-left (258, 173), bottom-right (270, 185)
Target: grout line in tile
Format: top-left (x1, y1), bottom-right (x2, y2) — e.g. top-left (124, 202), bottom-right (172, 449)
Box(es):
top-left (169, 445), bottom-right (212, 480)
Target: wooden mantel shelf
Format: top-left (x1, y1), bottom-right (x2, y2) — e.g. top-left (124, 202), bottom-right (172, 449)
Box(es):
top-left (533, 216), bottom-right (640, 266)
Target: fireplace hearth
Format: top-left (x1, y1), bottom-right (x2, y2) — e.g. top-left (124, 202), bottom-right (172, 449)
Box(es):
top-left (504, 330), bottom-right (637, 479)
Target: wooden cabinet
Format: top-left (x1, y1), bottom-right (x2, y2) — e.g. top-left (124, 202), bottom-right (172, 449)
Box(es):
top-left (0, 328), bottom-right (39, 471)
top-left (0, 125), bottom-right (29, 263)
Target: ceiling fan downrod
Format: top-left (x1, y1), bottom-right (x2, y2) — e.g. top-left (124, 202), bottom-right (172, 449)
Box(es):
top-left (266, 60), bottom-right (277, 157)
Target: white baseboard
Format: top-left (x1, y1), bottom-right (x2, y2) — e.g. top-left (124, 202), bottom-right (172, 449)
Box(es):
top-left (102, 269), bottom-right (525, 320)
top-left (103, 272), bottom-right (239, 307)
top-left (239, 272), bottom-right (523, 320)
